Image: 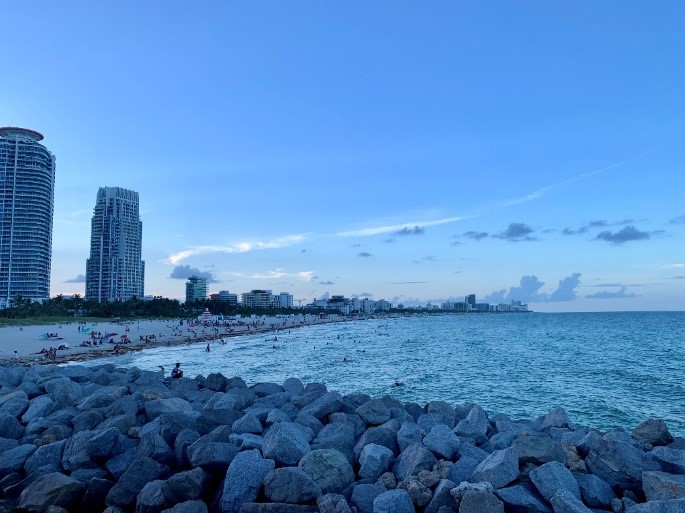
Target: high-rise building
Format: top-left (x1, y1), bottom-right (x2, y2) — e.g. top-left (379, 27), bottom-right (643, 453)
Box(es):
top-left (185, 276), bottom-right (208, 303)
top-left (85, 187), bottom-right (144, 302)
top-left (0, 127), bottom-right (56, 308)
top-left (241, 289), bottom-right (273, 308)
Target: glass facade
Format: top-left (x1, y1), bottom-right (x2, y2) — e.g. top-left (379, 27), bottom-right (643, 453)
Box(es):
top-left (0, 127), bottom-right (55, 308)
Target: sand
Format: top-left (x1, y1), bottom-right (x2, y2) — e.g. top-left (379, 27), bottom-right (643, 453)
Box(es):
top-left (0, 314), bottom-right (345, 365)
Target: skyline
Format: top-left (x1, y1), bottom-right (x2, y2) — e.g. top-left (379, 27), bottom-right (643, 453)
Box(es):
top-left (2, 2), bottom-right (684, 312)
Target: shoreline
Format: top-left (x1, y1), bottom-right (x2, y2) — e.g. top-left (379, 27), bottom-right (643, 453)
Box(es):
top-left (0, 314), bottom-right (350, 366)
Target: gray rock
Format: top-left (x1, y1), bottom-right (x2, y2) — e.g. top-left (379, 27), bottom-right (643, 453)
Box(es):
top-left (70, 467), bottom-right (108, 483)
top-left (138, 432), bottom-right (175, 465)
top-left (633, 419), bottom-right (674, 447)
top-left (174, 428), bottom-right (200, 467)
top-left (264, 467), bottom-right (322, 503)
top-left (312, 422), bottom-right (355, 462)
top-left (643, 471), bottom-right (685, 501)
top-left (317, 493), bottom-right (353, 513)
top-left (206, 373), bottom-right (229, 392)
top-left (350, 483), bottom-right (385, 513)
top-left (353, 427), bottom-right (397, 462)
top-left (162, 501), bottom-right (208, 513)
top-left (77, 386), bottom-right (128, 411)
top-left (165, 467), bottom-right (211, 503)
top-left (265, 409), bottom-right (291, 425)
top-left (106, 457), bottom-right (168, 509)
top-left (106, 448), bottom-right (138, 480)
top-left (397, 422), bottom-right (422, 452)
top-left (585, 439), bottom-right (659, 491)
top-left (100, 413), bottom-right (138, 435)
top-left (424, 424), bottom-right (461, 460)
top-left (457, 441), bottom-right (490, 463)
top-left (294, 413), bottom-right (324, 436)
top-left (460, 490), bottom-right (505, 513)
top-left (626, 499), bottom-right (685, 513)
top-left (24, 440), bottom-right (66, 475)
top-left (356, 399), bottom-right (391, 426)
top-left (0, 443), bottom-right (36, 476)
top-left (136, 479), bottom-right (168, 513)
top-left (237, 504), bottom-right (318, 513)
top-left (372, 489), bottom-right (414, 513)
top-left (471, 447), bottom-right (519, 489)
top-left (423, 479), bottom-right (457, 513)
top-left (653, 447), bottom-right (685, 474)
top-left (145, 398), bottom-right (193, 421)
top-left (359, 443), bottom-right (395, 481)
top-left (298, 449), bottom-right (354, 494)
top-left (21, 396), bottom-right (54, 424)
top-left (393, 443), bottom-right (438, 481)
top-left (449, 455), bottom-right (479, 484)
top-left (72, 410), bottom-right (104, 432)
top-left (454, 404), bottom-right (489, 444)
top-left (399, 476), bottom-right (432, 507)
top-left (17, 472), bottom-right (86, 513)
top-left (283, 377), bottom-right (304, 398)
top-left (220, 449), bottom-right (275, 513)
top-left (550, 491), bottom-right (593, 513)
top-left (43, 377), bottom-right (84, 406)
top-left (187, 441), bottom-right (238, 472)
top-left (541, 407), bottom-right (573, 431)
top-left (495, 483), bottom-right (552, 513)
top-left (262, 422), bottom-right (311, 465)
top-left (80, 477), bottom-right (115, 513)
top-left (231, 413), bottom-right (264, 435)
top-left (427, 401), bottom-right (457, 428)
top-left (0, 393), bottom-right (29, 419)
top-left (252, 382), bottom-right (285, 397)
top-left (376, 471), bottom-right (397, 489)
top-left (0, 415), bottom-right (23, 439)
top-left (61, 430), bottom-right (98, 471)
top-left (159, 411), bottom-right (201, 445)
top-left (514, 433), bottom-right (564, 465)
top-left (574, 472), bottom-right (616, 508)
top-left (529, 461), bottom-right (581, 501)
top-left (301, 391), bottom-right (344, 420)
top-left (418, 413), bottom-right (450, 433)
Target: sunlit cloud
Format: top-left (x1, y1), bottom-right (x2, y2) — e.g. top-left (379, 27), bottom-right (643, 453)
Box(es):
top-left (167, 234), bottom-right (309, 264)
top-left (338, 216), bottom-right (468, 237)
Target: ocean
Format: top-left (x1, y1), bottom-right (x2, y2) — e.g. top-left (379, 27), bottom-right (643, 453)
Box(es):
top-left (85, 311), bottom-right (685, 436)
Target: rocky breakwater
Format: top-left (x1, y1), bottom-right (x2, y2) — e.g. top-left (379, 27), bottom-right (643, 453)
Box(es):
top-left (0, 365), bottom-right (683, 513)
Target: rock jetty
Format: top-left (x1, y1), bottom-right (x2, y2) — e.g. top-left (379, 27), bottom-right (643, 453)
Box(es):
top-left (0, 364), bottom-right (683, 513)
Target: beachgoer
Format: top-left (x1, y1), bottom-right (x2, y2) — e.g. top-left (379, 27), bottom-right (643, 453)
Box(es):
top-left (206, 343), bottom-right (210, 352)
top-left (171, 362), bottom-right (184, 379)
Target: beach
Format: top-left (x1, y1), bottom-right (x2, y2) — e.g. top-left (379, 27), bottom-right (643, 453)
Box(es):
top-left (0, 313), bottom-right (346, 365)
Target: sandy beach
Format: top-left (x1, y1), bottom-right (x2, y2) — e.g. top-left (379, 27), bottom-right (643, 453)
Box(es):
top-left (0, 313), bottom-right (346, 365)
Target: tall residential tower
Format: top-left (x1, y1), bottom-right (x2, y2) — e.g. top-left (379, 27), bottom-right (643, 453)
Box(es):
top-left (0, 127), bottom-right (56, 308)
top-left (86, 187), bottom-right (144, 302)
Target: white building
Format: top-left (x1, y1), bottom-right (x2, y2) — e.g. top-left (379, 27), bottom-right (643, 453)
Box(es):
top-left (277, 292), bottom-right (293, 308)
top-left (85, 187), bottom-right (144, 302)
top-left (218, 290), bottom-right (238, 305)
top-left (0, 127), bottom-right (55, 308)
top-left (241, 289), bottom-right (273, 308)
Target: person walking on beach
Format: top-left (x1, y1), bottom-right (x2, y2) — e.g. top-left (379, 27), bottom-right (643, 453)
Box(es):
top-left (206, 343), bottom-right (210, 352)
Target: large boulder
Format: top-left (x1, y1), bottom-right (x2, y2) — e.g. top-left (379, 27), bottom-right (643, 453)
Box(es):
top-left (372, 489), bottom-right (414, 513)
top-left (633, 419), bottom-right (674, 447)
top-left (353, 427), bottom-right (397, 462)
top-left (642, 471), bottom-right (685, 501)
top-left (495, 484), bottom-right (552, 513)
top-left (529, 461), bottom-right (581, 502)
top-left (317, 493), bottom-right (353, 513)
top-left (423, 478), bottom-right (458, 513)
top-left (541, 407), bottom-right (573, 430)
top-left (449, 456), bottom-right (479, 484)
top-left (652, 447), bottom-right (685, 474)
top-left (514, 433), bottom-right (563, 465)
top-left (355, 399), bottom-right (391, 426)
top-left (393, 443), bottom-right (438, 481)
top-left (574, 472), bottom-right (616, 508)
top-left (301, 392), bottom-right (343, 420)
top-left (162, 500), bottom-right (208, 513)
top-left (24, 440), bottom-right (66, 475)
top-left (187, 441), bottom-right (238, 472)
top-left (0, 443), bottom-right (36, 476)
top-left (105, 457), bottom-right (168, 509)
top-left (220, 449), bottom-right (275, 513)
top-left (626, 499), bottom-right (685, 513)
top-left (454, 404), bottom-right (489, 444)
top-left (460, 490), bottom-right (505, 513)
top-left (549, 491), bottom-right (594, 513)
top-left (424, 424), bottom-right (461, 460)
top-left (0, 414), bottom-right (23, 439)
top-left (397, 422), bottom-right (422, 452)
top-left (165, 467), bottom-right (211, 503)
top-left (358, 443), bottom-right (394, 481)
top-left (311, 422), bottom-right (355, 462)
top-left (350, 483), bottom-right (385, 513)
top-left (145, 398), bottom-right (193, 421)
top-left (17, 472), bottom-right (86, 512)
top-left (585, 439), bottom-right (659, 491)
top-left (232, 414), bottom-right (263, 435)
top-left (471, 447), bottom-right (519, 489)
top-left (21, 396), bottom-right (54, 424)
top-left (264, 467), bottom-right (322, 503)
top-left (262, 422), bottom-right (311, 465)
top-left (298, 449), bottom-right (354, 494)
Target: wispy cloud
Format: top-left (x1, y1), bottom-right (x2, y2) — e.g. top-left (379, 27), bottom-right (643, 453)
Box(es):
top-left (463, 231), bottom-right (489, 241)
top-left (319, 280), bottom-right (335, 285)
top-left (586, 287), bottom-right (639, 299)
top-left (669, 214), bottom-right (685, 225)
top-left (168, 233), bottom-right (308, 264)
top-left (358, 252), bottom-right (373, 258)
top-left (338, 216), bottom-right (467, 237)
top-left (594, 226), bottom-right (661, 245)
top-left (493, 223), bottom-right (537, 242)
top-left (232, 269), bottom-right (315, 282)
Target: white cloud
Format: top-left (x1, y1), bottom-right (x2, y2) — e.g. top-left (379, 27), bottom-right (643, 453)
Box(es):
top-left (232, 269), bottom-right (315, 282)
top-left (167, 234), bottom-right (308, 264)
top-left (337, 216), bottom-right (467, 237)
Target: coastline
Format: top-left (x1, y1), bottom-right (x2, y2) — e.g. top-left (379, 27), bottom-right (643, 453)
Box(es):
top-left (0, 314), bottom-right (349, 366)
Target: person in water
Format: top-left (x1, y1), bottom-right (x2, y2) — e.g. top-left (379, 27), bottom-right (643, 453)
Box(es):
top-left (171, 362), bottom-right (184, 379)
top-left (206, 343), bottom-right (210, 352)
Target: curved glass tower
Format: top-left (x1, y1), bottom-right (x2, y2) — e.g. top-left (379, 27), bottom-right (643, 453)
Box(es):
top-left (0, 127), bottom-right (55, 308)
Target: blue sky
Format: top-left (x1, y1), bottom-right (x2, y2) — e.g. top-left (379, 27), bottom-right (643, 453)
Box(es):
top-left (2, 2), bottom-right (684, 311)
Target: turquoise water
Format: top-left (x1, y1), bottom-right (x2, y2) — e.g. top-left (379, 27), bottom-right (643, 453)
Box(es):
top-left (86, 312), bottom-right (685, 436)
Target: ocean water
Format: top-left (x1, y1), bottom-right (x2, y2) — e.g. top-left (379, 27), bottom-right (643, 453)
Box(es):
top-left (85, 312), bottom-right (685, 436)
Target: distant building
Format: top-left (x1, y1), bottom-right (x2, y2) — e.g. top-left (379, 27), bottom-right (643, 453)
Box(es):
top-left (277, 292), bottom-right (293, 308)
top-left (241, 289), bottom-right (273, 308)
top-left (218, 290), bottom-right (238, 305)
top-left (185, 276), bottom-right (207, 303)
top-left (85, 187), bottom-right (144, 302)
top-left (0, 127), bottom-right (56, 308)
top-left (466, 294), bottom-right (476, 309)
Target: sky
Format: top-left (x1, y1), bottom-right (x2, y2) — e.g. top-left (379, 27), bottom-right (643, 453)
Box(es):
top-left (2, 2), bottom-right (684, 312)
